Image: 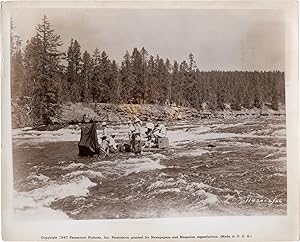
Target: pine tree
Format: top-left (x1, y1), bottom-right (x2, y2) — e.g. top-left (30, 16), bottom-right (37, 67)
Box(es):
top-left (188, 53), bottom-right (196, 72)
top-left (10, 19), bottom-right (25, 99)
top-left (206, 73), bottom-right (218, 110)
top-left (165, 58), bottom-right (172, 105)
top-left (178, 60), bottom-right (189, 106)
top-left (194, 69), bottom-right (204, 110)
top-left (230, 74), bottom-right (242, 111)
top-left (145, 55), bottom-right (159, 104)
top-left (131, 48), bottom-right (143, 103)
top-left (99, 51), bottom-right (111, 102)
top-left (278, 71), bottom-right (285, 106)
top-left (157, 57), bottom-right (169, 104)
top-left (23, 37), bottom-right (39, 98)
top-left (81, 50), bottom-right (92, 102)
top-left (215, 72), bottom-right (226, 110)
top-left (66, 39), bottom-right (82, 102)
top-left (186, 53), bottom-right (201, 109)
top-left (140, 47), bottom-right (148, 103)
top-left (25, 15), bottom-right (63, 124)
top-left (109, 60), bottom-right (120, 103)
top-left (171, 60), bottom-right (180, 105)
top-left (90, 48), bottom-right (101, 102)
top-left (270, 72), bottom-right (279, 110)
top-left (10, 18), bottom-right (18, 55)
top-left (120, 51), bottom-right (134, 103)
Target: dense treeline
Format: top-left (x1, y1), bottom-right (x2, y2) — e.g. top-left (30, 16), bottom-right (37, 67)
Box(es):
top-left (11, 15), bottom-right (285, 124)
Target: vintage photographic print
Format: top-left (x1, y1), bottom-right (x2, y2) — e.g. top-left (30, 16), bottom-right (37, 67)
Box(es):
top-left (8, 5), bottom-right (289, 220)
top-left (2, 2), bottom-right (299, 240)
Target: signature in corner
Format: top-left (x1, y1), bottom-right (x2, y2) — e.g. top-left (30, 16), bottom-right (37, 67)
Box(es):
top-left (241, 193), bottom-right (284, 207)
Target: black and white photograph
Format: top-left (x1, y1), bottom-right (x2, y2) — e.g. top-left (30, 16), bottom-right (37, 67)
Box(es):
top-left (2, 4), bottom-right (299, 240)
top-left (8, 5), bottom-right (290, 221)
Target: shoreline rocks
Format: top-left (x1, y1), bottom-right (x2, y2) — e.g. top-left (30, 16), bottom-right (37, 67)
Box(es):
top-left (12, 101), bottom-right (286, 129)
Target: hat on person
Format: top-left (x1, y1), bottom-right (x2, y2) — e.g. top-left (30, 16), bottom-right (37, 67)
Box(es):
top-left (102, 122), bottom-right (107, 126)
top-left (146, 122), bottom-right (154, 129)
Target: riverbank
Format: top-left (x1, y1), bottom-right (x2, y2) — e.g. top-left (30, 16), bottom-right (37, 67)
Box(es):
top-left (12, 101), bottom-right (286, 129)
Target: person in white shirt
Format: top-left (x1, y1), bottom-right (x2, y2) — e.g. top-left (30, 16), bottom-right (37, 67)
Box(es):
top-left (133, 118), bottom-right (142, 136)
top-left (132, 118), bottom-right (142, 154)
top-left (101, 122), bottom-right (109, 138)
top-left (153, 122), bottom-right (167, 145)
top-left (108, 134), bottom-right (118, 153)
top-left (157, 123), bottom-right (167, 138)
top-left (127, 120), bottom-right (135, 150)
top-left (100, 122), bottom-right (109, 156)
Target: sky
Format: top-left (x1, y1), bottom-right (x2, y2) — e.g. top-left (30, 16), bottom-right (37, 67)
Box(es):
top-left (11, 8), bottom-right (285, 71)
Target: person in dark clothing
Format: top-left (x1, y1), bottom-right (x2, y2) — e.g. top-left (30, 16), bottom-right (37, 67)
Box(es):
top-left (81, 114), bottom-right (87, 123)
top-left (78, 121), bottom-right (100, 156)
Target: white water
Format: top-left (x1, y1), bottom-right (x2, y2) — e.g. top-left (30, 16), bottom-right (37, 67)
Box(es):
top-left (13, 117), bottom-right (287, 219)
top-left (14, 176), bottom-right (96, 219)
top-left (118, 157), bottom-right (166, 176)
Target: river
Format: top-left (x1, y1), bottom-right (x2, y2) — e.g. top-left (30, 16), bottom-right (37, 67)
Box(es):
top-left (12, 116), bottom-right (287, 219)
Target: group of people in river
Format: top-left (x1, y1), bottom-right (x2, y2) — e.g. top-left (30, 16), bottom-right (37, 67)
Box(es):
top-left (98, 118), bottom-right (168, 156)
top-left (74, 115), bottom-right (169, 157)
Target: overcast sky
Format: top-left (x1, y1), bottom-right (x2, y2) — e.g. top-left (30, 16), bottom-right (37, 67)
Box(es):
top-left (11, 8), bottom-right (285, 71)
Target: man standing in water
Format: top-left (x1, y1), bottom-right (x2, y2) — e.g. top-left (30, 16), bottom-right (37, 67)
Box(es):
top-left (108, 134), bottom-right (118, 153)
top-left (127, 120), bottom-right (135, 150)
top-left (132, 118), bottom-right (142, 154)
top-left (153, 122), bottom-right (168, 147)
top-left (144, 122), bottom-right (155, 148)
top-left (101, 122), bottom-right (109, 156)
top-left (102, 122), bottom-right (109, 137)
